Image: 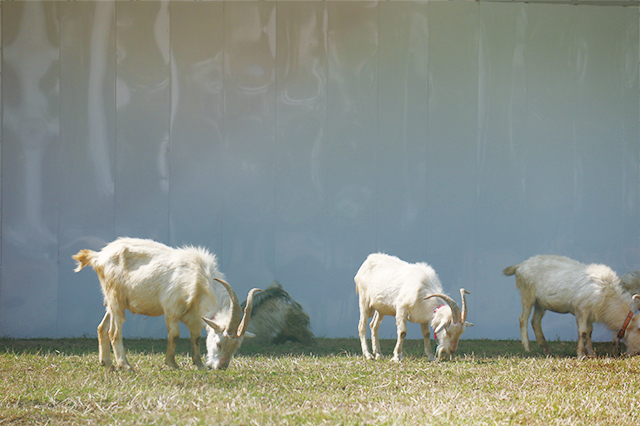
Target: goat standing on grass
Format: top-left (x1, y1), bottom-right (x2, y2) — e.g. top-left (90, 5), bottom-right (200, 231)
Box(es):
top-left (355, 253), bottom-right (472, 362)
top-left (504, 254), bottom-right (640, 359)
top-left (73, 237), bottom-right (260, 371)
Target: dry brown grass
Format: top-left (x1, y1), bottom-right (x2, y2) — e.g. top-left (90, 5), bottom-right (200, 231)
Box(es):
top-left (1, 338), bottom-right (639, 425)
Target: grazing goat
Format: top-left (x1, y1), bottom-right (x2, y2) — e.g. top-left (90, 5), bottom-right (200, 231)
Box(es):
top-left (73, 237), bottom-right (260, 371)
top-left (611, 271), bottom-right (640, 348)
top-left (355, 253), bottom-right (472, 362)
top-left (242, 281), bottom-right (315, 345)
top-left (504, 254), bottom-right (640, 359)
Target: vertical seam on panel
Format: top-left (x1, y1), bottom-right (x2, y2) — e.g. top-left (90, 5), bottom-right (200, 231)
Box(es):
top-left (167, 0), bottom-right (171, 245)
top-left (272, 1), bottom-right (277, 276)
top-left (474, 1), bottom-right (481, 338)
top-left (522, 3), bottom-right (529, 257)
top-left (572, 7), bottom-right (578, 255)
top-left (375, 0), bottom-right (380, 252)
top-left (0, 1), bottom-right (3, 332)
top-left (323, 0), bottom-right (329, 337)
top-left (624, 9), bottom-right (632, 266)
top-left (425, 1), bottom-right (430, 255)
top-left (56, 2), bottom-right (63, 337)
top-left (221, 0), bottom-right (225, 268)
top-left (113, 1), bottom-right (118, 241)
top-left (168, 0), bottom-right (172, 246)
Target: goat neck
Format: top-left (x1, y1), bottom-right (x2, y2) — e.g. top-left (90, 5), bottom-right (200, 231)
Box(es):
top-left (237, 288), bottom-right (261, 337)
top-left (214, 278), bottom-right (243, 336)
top-left (425, 293), bottom-right (462, 323)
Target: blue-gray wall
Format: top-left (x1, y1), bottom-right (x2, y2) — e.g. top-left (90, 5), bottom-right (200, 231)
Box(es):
top-left (1, 0), bottom-right (638, 343)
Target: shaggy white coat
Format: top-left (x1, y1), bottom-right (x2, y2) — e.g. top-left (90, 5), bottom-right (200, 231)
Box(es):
top-left (355, 253), bottom-right (472, 362)
top-left (73, 237), bottom-right (255, 371)
top-left (504, 254), bottom-right (640, 359)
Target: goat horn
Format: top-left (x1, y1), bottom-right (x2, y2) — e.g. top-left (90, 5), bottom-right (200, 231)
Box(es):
top-left (214, 278), bottom-right (242, 336)
top-left (460, 288), bottom-right (470, 323)
top-left (237, 288), bottom-right (261, 338)
top-left (425, 293), bottom-right (462, 323)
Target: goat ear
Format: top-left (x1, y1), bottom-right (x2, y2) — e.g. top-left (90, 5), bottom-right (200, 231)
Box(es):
top-left (202, 316), bottom-right (224, 333)
top-left (434, 323), bottom-right (446, 336)
top-left (244, 331), bottom-right (256, 338)
top-left (465, 321), bottom-right (474, 327)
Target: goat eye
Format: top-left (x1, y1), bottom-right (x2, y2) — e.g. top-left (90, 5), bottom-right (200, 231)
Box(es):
top-left (217, 343), bottom-right (222, 349)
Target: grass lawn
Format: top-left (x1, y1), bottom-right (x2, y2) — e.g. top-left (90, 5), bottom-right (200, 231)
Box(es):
top-left (1, 337), bottom-right (639, 425)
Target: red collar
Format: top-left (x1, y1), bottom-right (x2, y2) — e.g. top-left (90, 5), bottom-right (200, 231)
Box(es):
top-left (617, 311), bottom-right (634, 340)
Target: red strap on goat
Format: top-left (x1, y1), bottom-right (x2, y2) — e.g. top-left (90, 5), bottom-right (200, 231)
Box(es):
top-left (617, 311), bottom-right (634, 340)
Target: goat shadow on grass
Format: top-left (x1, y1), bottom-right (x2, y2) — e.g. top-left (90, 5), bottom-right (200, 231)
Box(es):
top-left (0, 337), bottom-right (625, 359)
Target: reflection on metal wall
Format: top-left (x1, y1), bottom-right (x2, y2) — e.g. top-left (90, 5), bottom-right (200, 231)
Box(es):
top-left (1, 1), bottom-right (638, 342)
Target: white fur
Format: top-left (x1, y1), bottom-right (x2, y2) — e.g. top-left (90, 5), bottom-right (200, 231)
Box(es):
top-left (355, 253), bottom-right (472, 362)
top-left (73, 237), bottom-right (255, 371)
top-left (504, 255), bottom-right (640, 359)
top-left (611, 271), bottom-right (640, 346)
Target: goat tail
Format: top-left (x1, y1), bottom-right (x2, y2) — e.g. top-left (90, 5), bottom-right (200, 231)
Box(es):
top-left (503, 265), bottom-right (518, 277)
top-left (72, 249), bottom-right (97, 272)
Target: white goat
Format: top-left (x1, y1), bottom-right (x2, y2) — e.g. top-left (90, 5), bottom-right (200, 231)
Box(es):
top-left (355, 253), bottom-right (472, 362)
top-left (73, 237), bottom-right (260, 371)
top-left (504, 254), bottom-right (640, 359)
top-left (610, 271), bottom-right (640, 348)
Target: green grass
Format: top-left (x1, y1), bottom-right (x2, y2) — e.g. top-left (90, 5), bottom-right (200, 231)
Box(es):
top-left (1, 338), bottom-right (639, 425)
